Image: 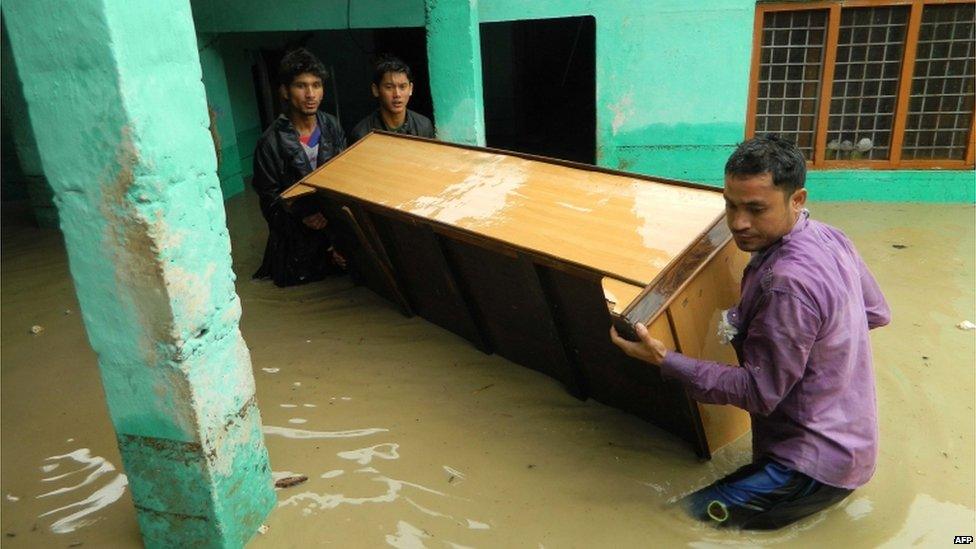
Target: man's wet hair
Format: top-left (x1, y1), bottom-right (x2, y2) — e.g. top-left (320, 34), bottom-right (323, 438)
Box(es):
top-left (278, 48), bottom-right (329, 87)
top-left (725, 135), bottom-right (806, 194)
top-left (372, 55), bottom-right (413, 86)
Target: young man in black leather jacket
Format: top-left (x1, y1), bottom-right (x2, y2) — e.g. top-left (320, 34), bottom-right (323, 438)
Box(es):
top-left (251, 48), bottom-right (347, 286)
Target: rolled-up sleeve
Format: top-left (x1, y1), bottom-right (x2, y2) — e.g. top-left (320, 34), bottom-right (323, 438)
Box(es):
top-left (661, 289), bottom-right (821, 416)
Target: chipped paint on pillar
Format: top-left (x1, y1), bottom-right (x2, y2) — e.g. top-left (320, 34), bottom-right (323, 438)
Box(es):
top-left (118, 400), bottom-right (271, 547)
top-left (425, 0), bottom-right (486, 146)
top-left (3, 1), bottom-right (274, 547)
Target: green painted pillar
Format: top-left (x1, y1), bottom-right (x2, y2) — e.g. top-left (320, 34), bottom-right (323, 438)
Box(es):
top-left (0, 18), bottom-right (58, 227)
top-left (199, 35), bottom-right (245, 199)
top-left (425, 0), bottom-right (486, 146)
top-left (2, 2), bottom-right (275, 548)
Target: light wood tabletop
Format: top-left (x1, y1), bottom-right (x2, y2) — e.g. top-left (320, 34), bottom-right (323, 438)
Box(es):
top-left (290, 133), bottom-right (726, 286)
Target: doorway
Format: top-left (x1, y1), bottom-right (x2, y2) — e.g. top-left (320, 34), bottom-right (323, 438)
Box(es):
top-left (480, 16), bottom-right (596, 164)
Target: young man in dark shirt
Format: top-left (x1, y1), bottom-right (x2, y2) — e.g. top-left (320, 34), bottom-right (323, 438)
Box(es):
top-left (349, 56), bottom-right (434, 143)
top-left (252, 48), bottom-right (347, 286)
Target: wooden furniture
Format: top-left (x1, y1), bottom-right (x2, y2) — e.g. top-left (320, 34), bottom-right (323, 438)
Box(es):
top-left (282, 132), bottom-right (751, 458)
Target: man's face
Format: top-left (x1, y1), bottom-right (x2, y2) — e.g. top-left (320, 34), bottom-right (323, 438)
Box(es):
top-left (723, 172), bottom-right (807, 252)
top-left (282, 72), bottom-right (323, 116)
top-left (371, 72), bottom-right (413, 117)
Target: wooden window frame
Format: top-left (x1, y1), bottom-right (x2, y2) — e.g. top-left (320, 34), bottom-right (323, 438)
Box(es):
top-left (746, 0), bottom-right (976, 170)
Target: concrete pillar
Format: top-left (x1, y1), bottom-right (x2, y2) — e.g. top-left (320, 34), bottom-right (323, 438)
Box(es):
top-left (0, 19), bottom-right (58, 227)
top-left (425, 0), bottom-right (486, 146)
top-left (2, 2), bottom-right (275, 547)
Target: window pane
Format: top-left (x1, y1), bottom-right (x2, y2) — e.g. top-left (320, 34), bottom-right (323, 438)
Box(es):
top-left (755, 9), bottom-right (828, 160)
top-left (902, 3), bottom-right (976, 160)
top-left (826, 6), bottom-right (909, 161)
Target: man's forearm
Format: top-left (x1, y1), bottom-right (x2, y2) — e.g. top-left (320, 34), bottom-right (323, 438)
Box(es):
top-left (660, 352), bottom-right (768, 414)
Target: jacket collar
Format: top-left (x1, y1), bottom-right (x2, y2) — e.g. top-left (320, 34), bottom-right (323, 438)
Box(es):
top-left (275, 112), bottom-right (328, 174)
top-left (372, 109), bottom-right (413, 133)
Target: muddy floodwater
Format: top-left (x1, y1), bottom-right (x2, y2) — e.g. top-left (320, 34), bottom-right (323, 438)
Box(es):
top-left (2, 192), bottom-right (973, 548)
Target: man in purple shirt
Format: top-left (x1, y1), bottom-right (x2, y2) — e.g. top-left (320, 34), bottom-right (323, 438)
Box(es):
top-left (611, 135), bottom-right (890, 529)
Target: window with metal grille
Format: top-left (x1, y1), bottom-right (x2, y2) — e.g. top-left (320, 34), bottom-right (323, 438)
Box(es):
top-left (747, 0), bottom-right (975, 169)
top-left (902, 3), bottom-right (976, 160)
top-left (755, 10), bottom-right (827, 160)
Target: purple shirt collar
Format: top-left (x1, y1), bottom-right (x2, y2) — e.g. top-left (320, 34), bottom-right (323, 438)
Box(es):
top-left (750, 209), bottom-right (811, 267)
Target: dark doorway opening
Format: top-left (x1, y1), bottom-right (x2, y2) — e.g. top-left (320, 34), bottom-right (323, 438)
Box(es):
top-left (481, 16), bottom-right (596, 164)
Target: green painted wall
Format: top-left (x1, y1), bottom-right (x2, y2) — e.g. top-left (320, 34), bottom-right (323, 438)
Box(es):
top-left (199, 36), bottom-right (246, 198)
top-left (0, 17), bottom-right (59, 225)
top-left (806, 170), bottom-right (976, 203)
top-left (191, 0), bottom-right (973, 202)
top-left (218, 38), bottom-right (263, 179)
top-left (426, 0), bottom-right (486, 146)
top-left (191, 0), bottom-right (425, 32)
top-left (3, 0), bottom-right (274, 545)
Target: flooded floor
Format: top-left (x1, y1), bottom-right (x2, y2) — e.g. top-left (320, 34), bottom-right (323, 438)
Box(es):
top-left (1, 192), bottom-right (973, 548)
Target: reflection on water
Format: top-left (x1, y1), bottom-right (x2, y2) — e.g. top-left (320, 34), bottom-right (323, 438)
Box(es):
top-left (267, 412), bottom-right (494, 547)
top-left (844, 497), bottom-right (874, 520)
top-left (262, 425), bottom-right (388, 439)
top-left (338, 443), bottom-right (400, 465)
top-left (279, 474), bottom-right (452, 512)
top-left (442, 465), bottom-right (466, 483)
top-left (879, 494), bottom-right (974, 548)
top-left (466, 519), bottom-right (490, 530)
top-left (36, 448), bottom-right (128, 534)
top-left (385, 520), bottom-right (431, 549)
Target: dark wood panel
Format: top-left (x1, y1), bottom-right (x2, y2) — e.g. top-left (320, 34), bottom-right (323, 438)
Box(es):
top-left (317, 195), bottom-right (399, 305)
top-left (541, 267), bottom-right (704, 451)
top-left (373, 215), bottom-right (490, 352)
top-left (441, 238), bottom-right (581, 392)
top-left (343, 204), bottom-right (413, 316)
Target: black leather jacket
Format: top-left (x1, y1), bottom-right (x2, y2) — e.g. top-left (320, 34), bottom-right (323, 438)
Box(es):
top-left (251, 112), bottom-right (347, 286)
top-left (348, 109), bottom-right (434, 143)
